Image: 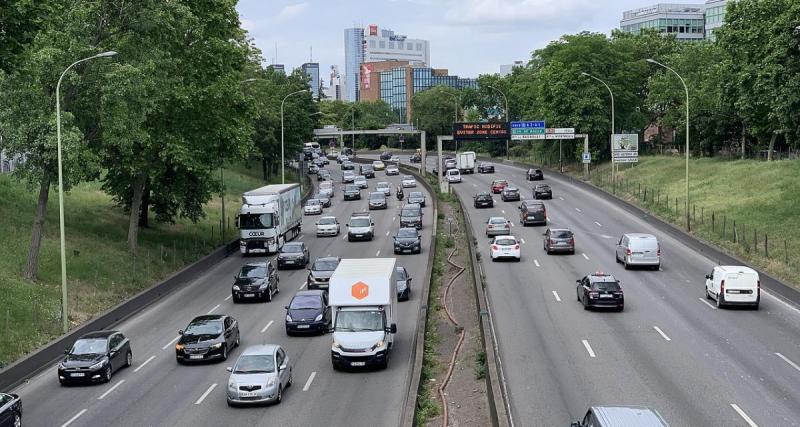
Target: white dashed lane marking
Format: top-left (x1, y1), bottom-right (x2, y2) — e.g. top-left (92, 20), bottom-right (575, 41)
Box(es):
top-left (575, 208), bottom-right (582, 213)
top-left (60, 409), bottom-right (88, 427)
top-left (133, 355), bottom-right (156, 373)
top-left (776, 353), bottom-right (800, 373)
top-left (582, 340), bottom-right (596, 358)
top-left (261, 320), bottom-right (274, 333)
top-left (581, 253), bottom-right (590, 260)
top-left (303, 371), bottom-right (318, 391)
top-left (730, 404), bottom-right (759, 427)
top-left (162, 336), bottom-right (180, 350)
top-left (98, 379), bottom-right (126, 400)
top-left (594, 221), bottom-right (602, 227)
top-left (194, 383), bottom-right (217, 405)
top-left (534, 259), bottom-right (540, 267)
top-left (653, 326), bottom-right (672, 341)
top-left (698, 298), bottom-right (718, 310)
top-left (207, 304), bottom-right (220, 314)
top-left (552, 291), bottom-right (561, 302)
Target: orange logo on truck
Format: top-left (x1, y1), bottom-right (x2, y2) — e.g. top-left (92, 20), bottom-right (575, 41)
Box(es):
top-left (351, 281), bottom-right (369, 300)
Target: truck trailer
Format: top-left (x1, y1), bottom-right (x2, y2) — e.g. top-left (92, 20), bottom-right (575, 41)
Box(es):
top-left (237, 184), bottom-right (302, 255)
top-left (457, 151), bottom-right (476, 174)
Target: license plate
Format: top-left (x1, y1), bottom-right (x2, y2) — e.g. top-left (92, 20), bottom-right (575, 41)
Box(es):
top-left (285, 260), bottom-right (294, 264)
top-left (403, 249), bottom-right (411, 253)
top-left (355, 235), bottom-right (362, 238)
top-left (297, 325), bottom-right (310, 329)
top-left (240, 392), bottom-right (259, 398)
top-left (351, 361), bottom-right (366, 367)
top-left (727, 290), bottom-right (739, 294)
top-left (600, 294), bottom-right (613, 298)
top-left (244, 293), bottom-right (255, 298)
top-left (190, 355), bottom-right (204, 360)
top-left (71, 372), bottom-right (85, 377)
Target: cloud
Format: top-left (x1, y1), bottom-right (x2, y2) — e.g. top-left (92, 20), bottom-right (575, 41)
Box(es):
top-left (444, 0), bottom-right (603, 28)
top-left (278, 2), bottom-right (309, 19)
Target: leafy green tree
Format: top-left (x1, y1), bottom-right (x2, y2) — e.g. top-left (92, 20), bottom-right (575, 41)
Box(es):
top-left (412, 86), bottom-right (461, 147)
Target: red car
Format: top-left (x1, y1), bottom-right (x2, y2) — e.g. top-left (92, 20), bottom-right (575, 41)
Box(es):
top-left (490, 179), bottom-right (508, 194)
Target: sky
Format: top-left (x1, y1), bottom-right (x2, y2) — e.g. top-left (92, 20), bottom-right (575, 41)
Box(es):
top-left (236, 0), bottom-right (653, 80)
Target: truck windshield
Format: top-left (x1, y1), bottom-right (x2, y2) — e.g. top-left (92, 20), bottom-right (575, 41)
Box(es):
top-left (335, 310), bottom-right (385, 332)
top-left (239, 213), bottom-right (274, 229)
top-left (350, 218), bottom-right (370, 227)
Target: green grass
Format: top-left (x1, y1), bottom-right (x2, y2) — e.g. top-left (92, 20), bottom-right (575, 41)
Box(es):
top-left (0, 161), bottom-right (284, 367)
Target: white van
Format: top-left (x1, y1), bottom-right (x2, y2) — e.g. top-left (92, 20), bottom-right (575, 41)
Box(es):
top-left (446, 168), bottom-right (462, 183)
top-left (615, 233), bottom-right (660, 270)
top-left (705, 266), bottom-right (760, 309)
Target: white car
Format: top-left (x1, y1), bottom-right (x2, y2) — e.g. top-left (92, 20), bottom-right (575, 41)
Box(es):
top-left (304, 199), bottom-right (323, 215)
top-left (705, 265), bottom-right (760, 309)
top-left (319, 182), bottom-right (334, 197)
top-left (390, 155), bottom-right (400, 163)
top-left (372, 160), bottom-right (386, 171)
top-left (376, 182), bottom-right (392, 196)
top-left (354, 175), bottom-right (368, 189)
top-left (341, 171), bottom-right (355, 183)
top-left (315, 216), bottom-right (340, 237)
top-left (328, 150), bottom-right (340, 159)
top-left (490, 235), bottom-right (521, 262)
top-left (446, 169), bottom-right (462, 183)
top-left (401, 175), bottom-right (417, 188)
top-left (386, 165), bottom-right (400, 176)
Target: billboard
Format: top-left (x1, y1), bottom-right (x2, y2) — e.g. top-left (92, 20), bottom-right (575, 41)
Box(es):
top-left (612, 134), bottom-right (639, 163)
top-left (369, 25), bottom-right (378, 36)
top-left (360, 63), bottom-right (374, 90)
top-left (453, 122), bottom-right (510, 140)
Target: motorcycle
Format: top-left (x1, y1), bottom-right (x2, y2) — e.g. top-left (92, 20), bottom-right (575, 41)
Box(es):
top-left (396, 188), bottom-right (404, 201)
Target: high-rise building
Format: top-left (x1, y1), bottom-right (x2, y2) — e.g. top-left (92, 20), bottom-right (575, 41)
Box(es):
top-left (500, 61), bottom-right (525, 76)
top-left (704, 0), bottom-right (727, 41)
top-left (344, 27), bottom-right (365, 102)
top-left (619, 1), bottom-right (728, 41)
top-left (268, 64), bottom-right (286, 74)
top-left (322, 65), bottom-right (344, 102)
top-left (301, 62), bottom-right (320, 99)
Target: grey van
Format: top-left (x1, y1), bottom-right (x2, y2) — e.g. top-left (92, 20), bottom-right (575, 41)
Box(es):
top-left (571, 406), bottom-right (668, 427)
top-left (615, 233), bottom-right (660, 270)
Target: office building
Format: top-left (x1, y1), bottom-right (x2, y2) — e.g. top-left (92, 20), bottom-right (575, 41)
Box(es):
top-left (322, 65), bottom-right (344, 101)
top-left (301, 62), bottom-right (320, 99)
top-left (500, 61), bottom-right (525, 76)
top-left (704, 0), bottom-right (727, 41)
top-left (344, 27), bottom-right (365, 101)
top-left (620, 1), bottom-right (728, 41)
top-left (268, 64), bottom-right (286, 74)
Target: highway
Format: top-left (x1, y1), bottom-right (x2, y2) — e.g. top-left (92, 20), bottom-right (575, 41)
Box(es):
top-left (12, 162), bottom-right (433, 427)
top-left (374, 152), bottom-right (800, 426)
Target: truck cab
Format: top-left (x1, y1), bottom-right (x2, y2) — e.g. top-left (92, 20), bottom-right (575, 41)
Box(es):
top-left (238, 184), bottom-right (302, 254)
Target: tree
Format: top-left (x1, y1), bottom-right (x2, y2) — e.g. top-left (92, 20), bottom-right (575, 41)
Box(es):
top-left (412, 86), bottom-right (462, 146)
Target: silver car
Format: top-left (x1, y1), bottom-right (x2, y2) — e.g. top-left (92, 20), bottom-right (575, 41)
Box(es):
top-left (354, 175), bottom-right (368, 189)
top-left (615, 233), bottom-right (660, 269)
top-left (386, 165), bottom-right (400, 176)
top-left (315, 216), bottom-right (340, 237)
top-left (304, 199), bottom-right (323, 215)
top-left (341, 171), bottom-right (355, 183)
top-left (226, 344), bottom-right (292, 406)
top-left (376, 182), bottom-right (392, 196)
top-left (401, 175), bottom-right (417, 188)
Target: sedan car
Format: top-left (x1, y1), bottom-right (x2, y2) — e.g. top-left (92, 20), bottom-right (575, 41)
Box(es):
top-left (368, 192), bottom-right (387, 210)
top-left (576, 273), bottom-right (624, 311)
top-left (401, 175), bottom-right (417, 188)
top-left (226, 344), bottom-right (292, 406)
top-left (390, 155), bottom-right (400, 163)
top-left (307, 256), bottom-right (340, 290)
top-left (354, 175), bottom-right (368, 189)
top-left (303, 199), bottom-right (323, 215)
top-left (376, 181), bottom-right (392, 196)
top-left (501, 186), bottom-right (520, 202)
top-left (486, 216), bottom-right (511, 237)
top-left (315, 216), bottom-right (340, 237)
top-left (490, 179), bottom-right (508, 194)
top-left (307, 164), bottom-right (319, 175)
top-left (474, 192), bottom-right (494, 208)
top-left (490, 235), bottom-right (521, 262)
top-left (0, 393), bottom-right (22, 427)
top-left (341, 170), bottom-right (355, 183)
top-left (385, 165), bottom-right (400, 176)
top-left (526, 168), bottom-right (544, 180)
top-left (317, 170), bottom-right (331, 181)
top-left (343, 184), bottom-right (361, 200)
top-left (533, 184), bottom-right (553, 199)
top-left (232, 262), bottom-right (279, 302)
top-left (312, 193), bottom-right (331, 208)
top-left (176, 315), bottom-right (240, 363)
top-left (285, 290), bottom-right (330, 335)
top-left (380, 151), bottom-right (393, 161)
top-left (277, 242), bottom-right (309, 269)
top-left (396, 266), bottom-right (412, 301)
top-left (360, 165), bottom-right (375, 178)
top-left (394, 227), bottom-right (422, 254)
top-left (341, 161), bottom-right (355, 170)
top-left (477, 162), bottom-right (495, 173)
top-left (337, 154), bottom-right (348, 164)
top-left (58, 331), bottom-right (132, 384)
top-left (407, 191), bottom-right (426, 207)
top-left (543, 228), bottom-right (575, 254)
top-left (409, 154), bottom-right (421, 163)
top-left (372, 160), bottom-right (386, 171)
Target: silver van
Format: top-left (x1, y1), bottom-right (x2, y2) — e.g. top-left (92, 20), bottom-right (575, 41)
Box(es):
top-left (571, 406), bottom-right (668, 427)
top-left (615, 233), bottom-right (660, 270)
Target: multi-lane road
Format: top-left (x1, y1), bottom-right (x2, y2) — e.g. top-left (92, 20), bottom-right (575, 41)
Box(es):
top-left (375, 152), bottom-right (800, 426)
top-left (11, 163), bottom-right (433, 427)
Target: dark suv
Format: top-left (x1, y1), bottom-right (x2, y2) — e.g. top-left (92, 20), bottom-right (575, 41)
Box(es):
top-left (232, 262), bottom-right (279, 302)
top-left (576, 274), bottom-right (624, 311)
top-left (533, 184), bottom-right (552, 199)
top-left (526, 168), bottom-right (543, 180)
top-left (277, 242), bottom-right (309, 269)
top-left (501, 186), bottom-right (520, 202)
top-left (519, 200), bottom-right (546, 225)
top-left (478, 162), bottom-right (494, 173)
top-left (393, 227), bottom-right (422, 254)
top-left (543, 228), bottom-right (575, 254)
top-left (399, 204), bottom-right (423, 229)
top-left (360, 164), bottom-right (375, 178)
top-left (474, 192), bottom-right (494, 208)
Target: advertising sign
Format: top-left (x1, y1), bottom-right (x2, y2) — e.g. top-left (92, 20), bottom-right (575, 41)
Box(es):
top-left (612, 134), bottom-right (639, 163)
top-left (369, 25), bottom-right (378, 36)
top-left (545, 128), bottom-right (575, 139)
top-left (360, 63), bottom-right (374, 90)
top-left (510, 121), bottom-right (545, 140)
top-left (453, 122), bottom-right (510, 140)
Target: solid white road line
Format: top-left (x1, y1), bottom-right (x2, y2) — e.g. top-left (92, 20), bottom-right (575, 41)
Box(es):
top-left (162, 336), bottom-right (180, 350)
top-left (581, 340), bottom-right (596, 358)
top-left (98, 379), bottom-right (125, 400)
top-left (261, 320), bottom-right (274, 333)
top-left (386, 230), bottom-right (390, 236)
top-left (303, 371), bottom-right (317, 391)
top-left (698, 298), bottom-right (718, 310)
top-left (207, 304), bottom-right (220, 314)
top-left (552, 291), bottom-right (561, 302)
top-left (61, 409), bottom-right (88, 427)
top-left (582, 253), bottom-right (590, 260)
top-left (534, 259), bottom-right (540, 267)
top-left (575, 208), bottom-right (582, 213)
top-left (299, 282), bottom-right (306, 290)
top-left (133, 355), bottom-right (156, 373)
top-left (594, 221), bottom-right (602, 227)
top-left (653, 326), bottom-right (672, 342)
top-left (376, 250), bottom-right (381, 257)
top-left (730, 404), bottom-right (759, 427)
top-left (775, 352), bottom-right (800, 373)
top-left (194, 383), bottom-right (217, 405)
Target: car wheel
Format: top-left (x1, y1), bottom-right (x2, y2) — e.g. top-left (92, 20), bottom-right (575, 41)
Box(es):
top-left (104, 365), bottom-right (112, 383)
top-left (576, 289), bottom-right (581, 302)
top-left (583, 299), bottom-right (589, 310)
top-left (623, 259), bottom-right (630, 270)
top-left (266, 288), bottom-right (273, 302)
top-left (125, 351), bottom-right (132, 367)
top-left (716, 293), bottom-right (724, 309)
top-left (618, 305), bottom-right (624, 312)
top-left (705, 287), bottom-right (712, 300)
top-left (287, 369), bottom-right (293, 387)
top-left (232, 295), bottom-right (239, 303)
top-left (615, 253), bottom-right (621, 264)
top-left (13, 412), bottom-right (21, 427)
top-left (222, 344), bottom-right (228, 361)
top-left (235, 332), bottom-right (240, 348)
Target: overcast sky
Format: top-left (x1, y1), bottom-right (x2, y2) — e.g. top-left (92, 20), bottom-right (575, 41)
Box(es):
top-left (236, 0), bottom-right (651, 79)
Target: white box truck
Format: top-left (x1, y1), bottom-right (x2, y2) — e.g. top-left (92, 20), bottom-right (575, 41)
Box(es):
top-left (329, 258), bottom-right (397, 370)
top-left (237, 183), bottom-right (302, 255)
top-left (457, 151), bottom-right (476, 174)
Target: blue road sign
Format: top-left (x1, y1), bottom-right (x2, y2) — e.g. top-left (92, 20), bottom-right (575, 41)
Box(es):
top-left (510, 121), bottom-right (545, 129)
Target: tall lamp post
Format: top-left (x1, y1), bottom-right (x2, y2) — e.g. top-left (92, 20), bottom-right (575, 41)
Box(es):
top-left (56, 50), bottom-right (117, 333)
top-left (349, 104), bottom-right (356, 155)
top-left (281, 89), bottom-right (309, 184)
top-left (486, 85), bottom-right (510, 159)
top-left (647, 58), bottom-right (690, 231)
top-left (442, 93), bottom-right (460, 152)
top-left (580, 72), bottom-right (615, 194)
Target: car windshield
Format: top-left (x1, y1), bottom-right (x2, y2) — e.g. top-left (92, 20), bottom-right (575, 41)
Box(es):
top-left (401, 208), bottom-right (421, 217)
top-left (551, 230), bottom-right (572, 239)
top-left (71, 338), bottom-right (108, 355)
top-left (313, 259), bottom-right (339, 271)
top-left (346, 185), bottom-right (359, 192)
top-left (238, 265), bottom-right (266, 278)
top-left (410, 192), bottom-right (423, 198)
top-left (306, 200), bottom-right (321, 206)
top-left (355, 176), bottom-right (366, 181)
top-left (335, 310), bottom-right (385, 332)
top-left (397, 229), bottom-right (418, 238)
top-left (233, 354), bottom-right (275, 374)
top-left (377, 183), bottom-right (389, 189)
top-left (536, 185), bottom-right (551, 190)
top-left (505, 188), bottom-right (518, 193)
top-left (592, 281), bottom-right (621, 291)
top-left (477, 194), bottom-right (491, 201)
top-left (350, 218), bottom-right (370, 227)
top-left (489, 218), bottom-right (507, 224)
top-left (281, 244), bottom-right (303, 253)
top-left (290, 295), bottom-right (322, 310)
top-left (493, 180), bottom-right (507, 186)
top-left (312, 194), bottom-right (327, 200)
top-left (239, 213), bottom-right (274, 230)
top-left (495, 238), bottom-right (517, 246)
top-left (184, 320), bottom-right (223, 336)
top-left (403, 176), bottom-right (414, 181)
top-left (318, 217), bottom-right (337, 225)
top-left (395, 268), bottom-right (407, 280)
top-left (370, 193), bottom-right (384, 200)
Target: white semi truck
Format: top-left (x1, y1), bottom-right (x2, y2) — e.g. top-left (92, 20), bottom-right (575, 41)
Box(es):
top-left (329, 258), bottom-right (397, 370)
top-left (237, 183), bottom-right (302, 255)
top-left (457, 151), bottom-right (476, 174)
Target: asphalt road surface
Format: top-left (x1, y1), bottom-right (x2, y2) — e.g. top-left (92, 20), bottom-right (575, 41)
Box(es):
top-left (371, 152), bottom-right (800, 427)
top-left (12, 163), bottom-right (433, 427)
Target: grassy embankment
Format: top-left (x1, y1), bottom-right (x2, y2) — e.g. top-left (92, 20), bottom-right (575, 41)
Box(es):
top-left (0, 162), bottom-right (277, 367)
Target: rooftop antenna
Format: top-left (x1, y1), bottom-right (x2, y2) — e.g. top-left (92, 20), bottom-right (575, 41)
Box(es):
top-left (310, 46), bottom-right (313, 62)
top-left (274, 42), bottom-right (278, 64)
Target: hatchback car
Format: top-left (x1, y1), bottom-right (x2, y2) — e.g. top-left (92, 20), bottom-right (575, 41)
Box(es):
top-left (501, 186), bottom-right (520, 202)
top-left (386, 165), bottom-right (400, 176)
top-left (232, 262), bottom-right (279, 302)
top-left (474, 192), bottom-right (494, 208)
top-left (408, 191), bottom-right (426, 207)
top-left (543, 228), bottom-right (575, 254)
top-left (315, 216), bottom-right (340, 237)
top-left (277, 242), bottom-right (309, 269)
top-left (226, 345), bottom-right (292, 406)
top-left (486, 217), bottom-right (511, 237)
top-left (341, 170), bottom-right (355, 183)
top-left (576, 273), bottom-right (624, 311)
top-left (354, 175), bottom-right (368, 189)
top-left (401, 175), bottom-right (417, 188)
top-left (399, 204), bottom-right (423, 229)
top-left (615, 233), bottom-right (660, 270)
top-left (319, 182), bottom-right (334, 198)
top-left (307, 164), bottom-right (319, 174)
top-left (490, 235), bottom-right (521, 262)
top-left (176, 315), bottom-right (240, 363)
top-left (0, 393), bottom-right (22, 427)
top-left (410, 154), bottom-right (422, 163)
top-left (360, 165), bottom-right (375, 178)
top-left (317, 169), bottom-right (331, 181)
top-left (312, 193), bottom-right (331, 208)
top-left (372, 160), bottom-right (386, 171)
top-left (341, 161), bottom-right (355, 171)
top-left (285, 290), bottom-right (330, 335)
top-left (337, 154), bottom-right (348, 164)
top-left (304, 199), bottom-right (323, 215)
top-left (390, 155), bottom-right (400, 163)
top-left (307, 256), bottom-right (341, 290)
top-left (478, 162), bottom-right (495, 173)
top-left (396, 266), bottom-right (412, 301)
top-left (526, 168), bottom-right (544, 180)
top-left (394, 227), bottom-right (422, 254)
top-left (446, 169), bottom-right (462, 183)
top-left (519, 200), bottom-right (546, 226)
top-left (533, 184), bottom-right (552, 199)
top-left (368, 192), bottom-right (387, 210)
top-left (343, 184), bottom-right (361, 200)
top-left (376, 181), bottom-right (392, 196)
top-left (58, 331), bottom-right (132, 384)
top-left (491, 179), bottom-right (508, 194)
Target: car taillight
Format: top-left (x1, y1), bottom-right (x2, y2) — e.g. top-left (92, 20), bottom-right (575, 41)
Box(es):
top-left (626, 249), bottom-right (632, 256)
top-left (504, 224), bottom-right (510, 229)
top-left (720, 279), bottom-right (725, 295)
top-left (657, 247), bottom-right (661, 257)
top-left (514, 245), bottom-right (520, 249)
top-left (757, 280), bottom-right (760, 296)
top-left (492, 245), bottom-right (498, 250)
top-left (550, 239), bottom-right (556, 244)
top-left (569, 238), bottom-right (575, 245)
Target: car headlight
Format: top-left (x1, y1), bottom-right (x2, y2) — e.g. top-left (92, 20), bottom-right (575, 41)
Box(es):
top-left (228, 382), bottom-right (237, 391)
top-left (371, 340), bottom-right (385, 351)
top-left (89, 359), bottom-right (107, 370)
top-left (258, 281), bottom-right (269, 289)
top-left (232, 285), bottom-right (240, 291)
top-left (332, 341), bottom-right (340, 349)
top-left (58, 361), bottom-right (66, 369)
top-left (286, 314), bottom-right (292, 322)
top-left (314, 314), bottom-right (323, 322)
top-left (210, 343), bottom-right (223, 350)
top-left (267, 378), bottom-right (276, 387)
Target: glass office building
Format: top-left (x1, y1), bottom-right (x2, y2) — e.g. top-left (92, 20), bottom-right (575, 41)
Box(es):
top-left (344, 27), bottom-right (365, 102)
top-left (620, 1), bottom-right (728, 41)
top-left (301, 63), bottom-right (320, 100)
top-left (704, 0), bottom-right (727, 41)
top-left (378, 67), bottom-right (477, 123)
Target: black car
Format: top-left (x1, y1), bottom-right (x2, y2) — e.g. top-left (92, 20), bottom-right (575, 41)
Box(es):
top-left (285, 290), bottom-right (330, 335)
top-left (341, 161), bottom-right (355, 170)
top-left (312, 193), bottom-right (331, 208)
top-left (58, 331), bottom-right (132, 384)
top-left (396, 266), bottom-right (412, 301)
top-left (380, 151), bottom-right (393, 161)
top-left (341, 147), bottom-right (353, 156)
top-left (368, 192), bottom-right (388, 210)
top-left (533, 184), bottom-right (552, 199)
top-left (232, 262), bottom-right (279, 302)
top-left (407, 191), bottom-right (426, 207)
top-left (343, 184), bottom-right (361, 200)
top-left (0, 393), bottom-right (22, 427)
top-left (474, 192), bottom-right (494, 208)
top-left (317, 170), bottom-right (331, 181)
top-left (519, 200), bottom-right (547, 226)
top-left (277, 242), bottom-right (309, 269)
top-left (477, 162), bottom-right (495, 173)
top-left (360, 164), bottom-right (375, 178)
top-left (409, 154), bottom-right (421, 163)
top-left (176, 315), bottom-right (240, 363)
top-left (393, 227), bottom-right (422, 254)
top-left (526, 168), bottom-right (544, 180)
top-left (576, 273), bottom-right (624, 311)
top-left (501, 186), bottom-right (520, 202)
top-left (399, 204), bottom-right (423, 229)
top-left (307, 256), bottom-right (340, 290)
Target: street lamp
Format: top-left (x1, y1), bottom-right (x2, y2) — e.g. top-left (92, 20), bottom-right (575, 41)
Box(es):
top-left (442, 92), bottom-right (460, 152)
top-left (647, 58), bottom-right (690, 231)
top-left (581, 72), bottom-right (616, 193)
top-left (486, 85), bottom-right (510, 159)
top-left (56, 50), bottom-right (117, 333)
top-left (281, 89), bottom-right (309, 184)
